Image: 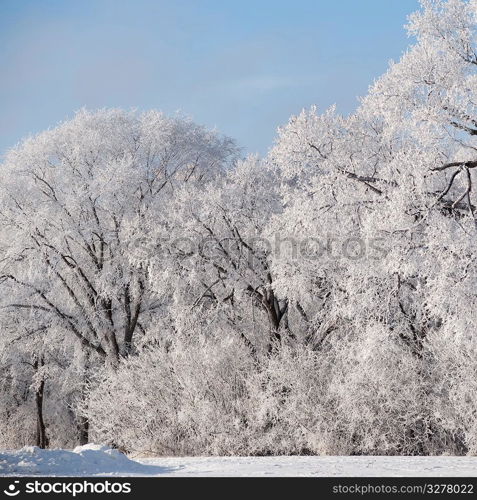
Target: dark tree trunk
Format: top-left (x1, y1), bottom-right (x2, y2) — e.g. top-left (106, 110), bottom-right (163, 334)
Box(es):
top-left (78, 415), bottom-right (89, 445)
top-left (78, 350), bottom-right (91, 445)
top-left (265, 290), bottom-right (288, 354)
top-left (33, 357), bottom-right (49, 449)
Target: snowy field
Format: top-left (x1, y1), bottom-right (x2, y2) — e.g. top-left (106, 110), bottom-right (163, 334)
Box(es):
top-left (1, 445), bottom-right (477, 477)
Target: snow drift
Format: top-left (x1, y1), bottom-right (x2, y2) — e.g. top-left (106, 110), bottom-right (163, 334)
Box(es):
top-left (0, 444), bottom-right (163, 476)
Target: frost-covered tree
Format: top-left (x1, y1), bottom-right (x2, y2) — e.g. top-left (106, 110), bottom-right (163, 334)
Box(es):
top-left (265, 0), bottom-right (477, 454)
top-left (0, 108), bottom-right (237, 445)
top-left (141, 155), bottom-right (290, 355)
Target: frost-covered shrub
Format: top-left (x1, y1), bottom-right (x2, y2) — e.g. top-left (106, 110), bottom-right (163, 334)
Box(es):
top-left (85, 325), bottom-right (473, 456)
top-left (0, 399), bottom-right (36, 449)
top-left (257, 328), bottom-right (431, 456)
top-left (427, 330), bottom-right (477, 455)
top-left (84, 333), bottom-right (261, 455)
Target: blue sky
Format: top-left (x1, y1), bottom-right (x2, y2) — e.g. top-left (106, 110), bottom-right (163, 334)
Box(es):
top-left (1, 0), bottom-right (419, 157)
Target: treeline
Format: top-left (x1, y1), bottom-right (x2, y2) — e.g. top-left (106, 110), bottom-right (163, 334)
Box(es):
top-left (1, 0), bottom-right (477, 455)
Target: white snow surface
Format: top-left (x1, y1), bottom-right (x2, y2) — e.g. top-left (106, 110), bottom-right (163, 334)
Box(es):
top-left (1, 445), bottom-right (477, 476)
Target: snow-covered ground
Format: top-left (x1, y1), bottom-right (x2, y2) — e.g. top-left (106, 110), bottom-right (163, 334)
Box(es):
top-left (1, 445), bottom-right (477, 477)
top-left (138, 455), bottom-right (477, 477)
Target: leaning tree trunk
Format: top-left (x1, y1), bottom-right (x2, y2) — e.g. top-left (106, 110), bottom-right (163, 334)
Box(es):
top-left (33, 356), bottom-right (49, 449)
